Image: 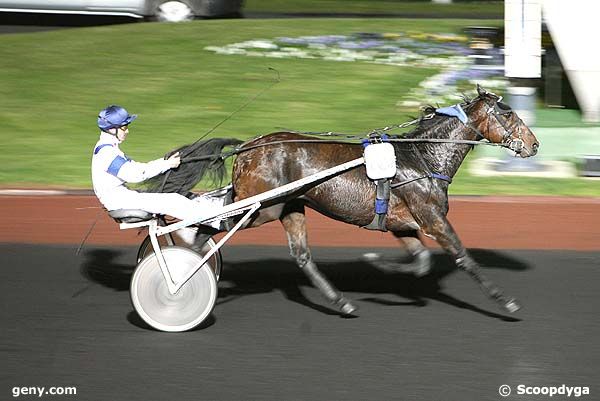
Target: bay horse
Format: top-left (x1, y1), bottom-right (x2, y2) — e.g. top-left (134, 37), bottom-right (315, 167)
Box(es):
top-left (154, 85), bottom-right (539, 315)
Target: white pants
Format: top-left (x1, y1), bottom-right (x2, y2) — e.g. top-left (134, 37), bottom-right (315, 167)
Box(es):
top-left (108, 191), bottom-right (218, 223)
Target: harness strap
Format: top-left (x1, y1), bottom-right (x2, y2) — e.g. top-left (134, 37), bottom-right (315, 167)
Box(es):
top-left (430, 172), bottom-right (452, 183)
top-left (390, 172), bottom-right (452, 188)
top-left (362, 170), bottom-right (450, 232)
top-left (362, 178), bottom-right (391, 232)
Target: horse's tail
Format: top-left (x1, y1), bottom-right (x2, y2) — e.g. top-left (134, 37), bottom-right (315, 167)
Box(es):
top-left (145, 137), bottom-right (243, 195)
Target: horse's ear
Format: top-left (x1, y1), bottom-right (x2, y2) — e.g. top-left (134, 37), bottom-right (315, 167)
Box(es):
top-left (476, 84), bottom-right (487, 97)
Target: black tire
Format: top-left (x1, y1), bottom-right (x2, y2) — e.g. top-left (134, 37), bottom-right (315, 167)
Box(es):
top-left (152, 0), bottom-right (195, 22)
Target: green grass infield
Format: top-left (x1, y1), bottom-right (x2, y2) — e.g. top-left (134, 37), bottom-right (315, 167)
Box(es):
top-left (1, 16), bottom-right (598, 196)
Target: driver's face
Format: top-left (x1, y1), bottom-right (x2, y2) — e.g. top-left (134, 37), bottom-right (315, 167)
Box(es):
top-left (116, 125), bottom-right (129, 142)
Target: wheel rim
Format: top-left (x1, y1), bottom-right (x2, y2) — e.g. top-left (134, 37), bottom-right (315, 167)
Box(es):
top-left (131, 246), bottom-right (217, 332)
top-left (156, 1), bottom-right (194, 22)
top-left (137, 235), bottom-right (222, 281)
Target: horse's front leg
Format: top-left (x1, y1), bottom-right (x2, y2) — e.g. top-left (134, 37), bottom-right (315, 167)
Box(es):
top-left (418, 209), bottom-right (521, 313)
top-left (280, 204), bottom-right (358, 315)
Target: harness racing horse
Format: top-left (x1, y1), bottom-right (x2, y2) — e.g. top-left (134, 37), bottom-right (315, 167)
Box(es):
top-left (155, 86), bottom-right (539, 315)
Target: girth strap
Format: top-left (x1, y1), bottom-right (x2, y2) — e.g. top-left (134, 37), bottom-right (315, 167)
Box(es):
top-left (362, 178), bottom-right (391, 232)
top-left (362, 171), bottom-right (452, 232)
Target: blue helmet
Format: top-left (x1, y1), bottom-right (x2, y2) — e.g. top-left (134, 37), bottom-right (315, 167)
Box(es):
top-left (97, 105), bottom-right (137, 131)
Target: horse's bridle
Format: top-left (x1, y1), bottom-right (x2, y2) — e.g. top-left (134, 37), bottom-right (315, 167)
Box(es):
top-left (484, 99), bottom-right (524, 154)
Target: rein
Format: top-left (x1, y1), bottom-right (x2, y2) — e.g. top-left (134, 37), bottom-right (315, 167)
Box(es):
top-left (180, 96), bottom-right (521, 168)
top-left (182, 136), bottom-right (509, 164)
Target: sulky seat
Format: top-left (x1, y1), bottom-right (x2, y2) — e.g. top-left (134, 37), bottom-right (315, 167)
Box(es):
top-left (108, 209), bottom-right (154, 224)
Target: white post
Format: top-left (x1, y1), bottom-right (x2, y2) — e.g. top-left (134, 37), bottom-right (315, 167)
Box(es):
top-left (497, 0), bottom-right (542, 171)
top-left (505, 0), bottom-right (542, 126)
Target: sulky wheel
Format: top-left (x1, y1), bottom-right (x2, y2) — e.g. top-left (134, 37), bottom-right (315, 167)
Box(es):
top-left (136, 235), bottom-right (222, 281)
top-left (131, 246), bottom-right (217, 332)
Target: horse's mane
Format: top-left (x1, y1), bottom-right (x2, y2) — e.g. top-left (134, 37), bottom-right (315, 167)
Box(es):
top-left (403, 93), bottom-right (476, 139)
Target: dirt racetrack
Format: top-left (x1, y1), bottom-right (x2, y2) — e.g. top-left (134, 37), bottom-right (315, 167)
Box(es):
top-left (1, 194), bottom-right (599, 250)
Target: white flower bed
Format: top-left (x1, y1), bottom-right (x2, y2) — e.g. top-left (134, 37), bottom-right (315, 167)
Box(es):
top-left (205, 32), bottom-right (507, 108)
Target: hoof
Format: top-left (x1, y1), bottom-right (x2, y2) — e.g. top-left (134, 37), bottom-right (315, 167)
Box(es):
top-left (362, 250), bottom-right (431, 277)
top-left (503, 298), bottom-right (521, 313)
top-left (411, 250), bottom-right (431, 277)
top-left (336, 298), bottom-right (358, 315)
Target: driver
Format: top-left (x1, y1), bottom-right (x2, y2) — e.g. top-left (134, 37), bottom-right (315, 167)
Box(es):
top-left (91, 105), bottom-right (219, 243)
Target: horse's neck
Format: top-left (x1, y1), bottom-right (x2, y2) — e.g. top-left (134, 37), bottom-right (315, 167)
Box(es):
top-left (416, 117), bottom-right (479, 178)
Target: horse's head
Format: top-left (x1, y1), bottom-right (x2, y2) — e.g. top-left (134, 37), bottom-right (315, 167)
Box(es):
top-left (471, 85), bottom-right (539, 158)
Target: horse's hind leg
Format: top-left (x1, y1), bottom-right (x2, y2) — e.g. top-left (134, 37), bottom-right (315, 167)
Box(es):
top-left (364, 231), bottom-right (432, 276)
top-left (398, 234), bottom-right (432, 276)
top-left (280, 203), bottom-right (358, 315)
top-left (419, 210), bottom-right (520, 313)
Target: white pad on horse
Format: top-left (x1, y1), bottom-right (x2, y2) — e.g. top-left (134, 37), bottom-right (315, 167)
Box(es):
top-left (364, 142), bottom-right (397, 180)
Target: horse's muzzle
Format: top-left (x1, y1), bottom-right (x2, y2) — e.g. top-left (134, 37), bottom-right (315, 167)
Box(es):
top-left (509, 139), bottom-right (524, 154)
top-left (517, 141), bottom-right (539, 158)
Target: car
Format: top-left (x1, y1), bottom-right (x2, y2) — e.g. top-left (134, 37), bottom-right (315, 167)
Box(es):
top-left (0, 0), bottom-right (244, 22)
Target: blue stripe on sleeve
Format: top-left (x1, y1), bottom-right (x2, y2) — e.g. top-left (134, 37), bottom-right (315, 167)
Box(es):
top-left (107, 156), bottom-right (129, 177)
top-left (93, 144), bottom-right (113, 155)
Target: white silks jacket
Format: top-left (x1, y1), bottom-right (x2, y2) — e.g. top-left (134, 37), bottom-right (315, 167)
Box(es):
top-left (91, 132), bottom-right (216, 223)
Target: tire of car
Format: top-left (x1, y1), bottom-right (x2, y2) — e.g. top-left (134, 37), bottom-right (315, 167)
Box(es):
top-left (151, 0), bottom-right (195, 22)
